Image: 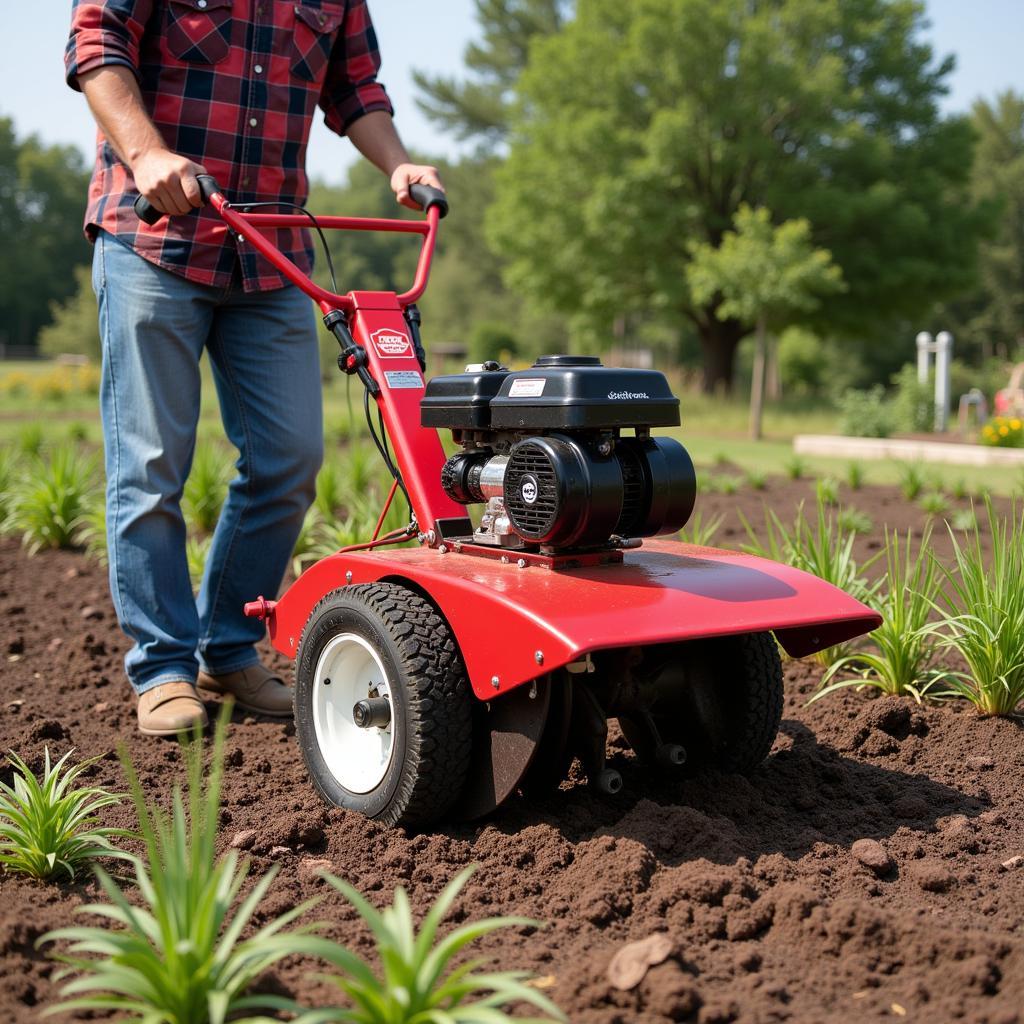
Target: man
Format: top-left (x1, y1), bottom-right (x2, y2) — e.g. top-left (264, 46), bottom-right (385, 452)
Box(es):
top-left (65, 0), bottom-right (443, 735)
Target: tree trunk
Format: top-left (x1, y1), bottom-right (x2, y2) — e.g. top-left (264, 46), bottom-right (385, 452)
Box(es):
top-left (749, 316), bottom-right (767, 440)
top-left (766, 334), bottom-right (781, 401)
top-left (697, 316), bottom-right (745, 394)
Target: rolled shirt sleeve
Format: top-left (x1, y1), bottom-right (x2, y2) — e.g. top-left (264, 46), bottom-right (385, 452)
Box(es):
top-left (319, 0), bottom-right (394, 136)
top-left (65, 0), bottom-right (153, 91)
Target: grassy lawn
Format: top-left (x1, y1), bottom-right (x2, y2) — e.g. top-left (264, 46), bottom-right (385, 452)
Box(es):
top-left (3, 358), bottom-right (1020, 497)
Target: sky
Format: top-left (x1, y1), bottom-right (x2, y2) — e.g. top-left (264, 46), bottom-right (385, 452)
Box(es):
top-left (4, 0), bottom-right (1024, 185)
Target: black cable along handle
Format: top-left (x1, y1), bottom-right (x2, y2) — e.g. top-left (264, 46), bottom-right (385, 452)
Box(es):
top-left (408, 183), bottom-right (449, 219)
top-left (133, 173), bottom-right (222, 224)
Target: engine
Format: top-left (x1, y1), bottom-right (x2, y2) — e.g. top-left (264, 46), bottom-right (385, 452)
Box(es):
top-left (421, 355), bottom-right (697, 553)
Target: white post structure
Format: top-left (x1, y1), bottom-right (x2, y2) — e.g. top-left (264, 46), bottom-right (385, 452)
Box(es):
top-left (934, 331), bottom-right (953, 433)
top-left (915, 330), bottom-right (954, 433)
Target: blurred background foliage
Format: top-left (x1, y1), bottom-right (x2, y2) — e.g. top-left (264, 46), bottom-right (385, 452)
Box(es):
top-left (3, 0), bottom-right (1023, 406)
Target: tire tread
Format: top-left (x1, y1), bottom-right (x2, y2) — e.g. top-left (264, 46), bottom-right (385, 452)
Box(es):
top-left (299, 583), bottom-right (473, 828)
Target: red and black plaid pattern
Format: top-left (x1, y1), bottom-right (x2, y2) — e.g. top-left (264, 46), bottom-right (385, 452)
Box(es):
top-left (65, 0), bottom-right (393, 291)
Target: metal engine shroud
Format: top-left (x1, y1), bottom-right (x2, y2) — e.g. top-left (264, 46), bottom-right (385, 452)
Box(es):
top-left (421, 355), bottom-right (697, 551)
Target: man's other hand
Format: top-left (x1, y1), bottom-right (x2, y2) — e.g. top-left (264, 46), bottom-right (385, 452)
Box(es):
top-left (133, 149), bottom-right (207, 217)
top-left (390, 163), bottom-right (445, 211)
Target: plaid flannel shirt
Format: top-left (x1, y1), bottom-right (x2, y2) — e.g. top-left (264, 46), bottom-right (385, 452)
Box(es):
top-left (65, 0), bottom-right (393, 291)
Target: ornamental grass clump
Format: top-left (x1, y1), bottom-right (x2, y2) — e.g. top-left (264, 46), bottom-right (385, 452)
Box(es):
top-left (936, 500), bottom-right (1024, 716)
top-left (315, 456), bottom-right (347, 519)
top-left (679, 508), bottom-right (725, 547)
top-left (0, 447), bottom-right (20, 524)
top-left (5, 443), bottom-right (98, 553)
top-left (813, 528), bottom-right (946, 704)
top-left (41, 709), bottom-right (320, 1024)
top-left (0, 749), bottom-right (130, 881)
top-left (815, 475), bottom-right (840, 506)
top-left (896, 461), bottom-right (925, 501)
top-left (740, 495), bottom-right (880, 666)
top-left (920, 491), bottom-right (949, 516)
top-left (278, 866), bottom-right (565, 1024)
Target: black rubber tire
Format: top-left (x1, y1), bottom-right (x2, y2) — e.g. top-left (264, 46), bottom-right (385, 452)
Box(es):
top-left (294, 583), bottom-right (473, 828)
top-left (622, 631), bottom-right (784, 774)
top-left (711, 631), bottom-right (785, 772)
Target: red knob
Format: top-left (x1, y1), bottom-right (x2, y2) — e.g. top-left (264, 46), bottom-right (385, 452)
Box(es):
top-left (243, 596), bottom-right (276, 620)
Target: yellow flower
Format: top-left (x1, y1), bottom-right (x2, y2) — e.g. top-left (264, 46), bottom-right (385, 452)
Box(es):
top-left (1000, 425), bottom-right (1010, 436)
top-left (1012, 419), bottom-right (1022, 431)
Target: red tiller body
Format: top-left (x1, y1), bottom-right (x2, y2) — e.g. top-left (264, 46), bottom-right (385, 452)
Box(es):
top-left (263, 540), bottom-right (880, 701)
top-left (210, 184), bottom-right (880, 703)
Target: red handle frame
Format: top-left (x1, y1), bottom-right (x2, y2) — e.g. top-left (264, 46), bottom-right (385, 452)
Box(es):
top-left (205, 188), bottom-right (463, 545)
top-left (208, 191), bottom-right (441, 314)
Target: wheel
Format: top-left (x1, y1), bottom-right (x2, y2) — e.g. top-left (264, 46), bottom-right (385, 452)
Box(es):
top-left (294, 583), bottom-right (473, 828)
top-left (621, 631), bottom-right (783, 774)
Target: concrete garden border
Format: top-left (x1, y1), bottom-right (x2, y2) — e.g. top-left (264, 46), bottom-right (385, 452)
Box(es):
top-left (793, 434), bottom-right (1024, 468)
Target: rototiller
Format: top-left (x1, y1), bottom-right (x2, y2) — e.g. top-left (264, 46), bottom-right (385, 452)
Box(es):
top-left (138, 178), bottom-right (880, 827)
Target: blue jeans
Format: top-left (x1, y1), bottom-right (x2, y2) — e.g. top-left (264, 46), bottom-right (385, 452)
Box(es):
top-left (93, 232), bottom-right (323, 695)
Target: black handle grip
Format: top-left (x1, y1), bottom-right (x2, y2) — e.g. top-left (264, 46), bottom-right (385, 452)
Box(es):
top-left (408, 183), bottom-right (449, 219)
top-left (134, 174), bottom-right (222, 224)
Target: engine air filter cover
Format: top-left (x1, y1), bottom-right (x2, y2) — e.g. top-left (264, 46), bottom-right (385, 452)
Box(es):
top-left (420, 367), bottom-right (511, 430)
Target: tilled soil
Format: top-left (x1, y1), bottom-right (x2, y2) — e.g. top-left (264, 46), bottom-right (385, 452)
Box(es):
top-left (1, 481), bottom-right (1022, 1023)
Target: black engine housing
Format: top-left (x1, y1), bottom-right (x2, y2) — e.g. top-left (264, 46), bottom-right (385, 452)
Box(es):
top-left (422, 356), bottom-right (696, 552)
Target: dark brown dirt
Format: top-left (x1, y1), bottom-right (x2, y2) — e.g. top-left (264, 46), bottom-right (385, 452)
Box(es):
top-left (1, 481), bottom-right (1022, 1023)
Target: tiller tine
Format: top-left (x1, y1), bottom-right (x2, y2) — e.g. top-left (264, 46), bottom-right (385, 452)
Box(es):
top-left (459, 678), bottom-right (552, 820)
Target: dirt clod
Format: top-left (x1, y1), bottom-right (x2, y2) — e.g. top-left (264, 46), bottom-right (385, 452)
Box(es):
top-left (607, 933), bottom-right (674, 990)
top-left (230, 829), bottom-right (258, 850)
top-left (851, 838), bottom-right (893, 875)
top-left (910, 860), bottom-right (956, 893)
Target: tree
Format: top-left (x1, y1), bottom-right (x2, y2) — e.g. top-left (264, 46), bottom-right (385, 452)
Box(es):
top-left (488, 0), bottom-right (991, 392)
top-left (947, 92), bottom-right (1024, 361)
top-left (0, 118), bottom-right (91, 352)
top-left (413, 0), bottom-right (571, 149)
top-left (37, 265), bottom-right (101, 362)
top-left (688, 205), bottom-right (843, 437)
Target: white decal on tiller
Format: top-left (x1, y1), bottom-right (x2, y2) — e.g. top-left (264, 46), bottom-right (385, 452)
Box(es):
top-left (371, 328), bottom-right (412, 358)
top-left (508, 378), bottom-right (546, 398)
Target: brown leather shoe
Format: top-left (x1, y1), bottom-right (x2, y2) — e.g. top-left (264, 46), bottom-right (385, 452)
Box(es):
top-left (197, 662), bottom-right (293, 717)
top-left (137, 681), bottom-right (208, 736)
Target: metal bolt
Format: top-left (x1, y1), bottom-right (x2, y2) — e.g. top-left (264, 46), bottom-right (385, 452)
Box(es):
top-left (323, 677), bottom-right (331, 686)
top-left (517, 558), bottom-right (527, 568)
top-left (345, 570), bottom-right (353, 584)
top-left (426, 530), bottom-right (436, 545)
top-left (534, 650), bottom-right (544, 665)
top-left (439, 544), bottom-right (449, 554)
top-left (528, 680), bottom-right (538, 699)
top-left (598, 439), bottom-right (613, 456)
top-left (500, 555), bottom-right (509, 564)
top-left (490, 675), bottom-right (500, 690)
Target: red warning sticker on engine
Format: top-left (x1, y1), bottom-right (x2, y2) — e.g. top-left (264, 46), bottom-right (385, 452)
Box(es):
top-left (370, 329), bottom-right (412, 358)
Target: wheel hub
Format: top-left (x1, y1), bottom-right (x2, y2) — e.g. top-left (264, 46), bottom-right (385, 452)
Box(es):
top-left (312, 633), bottom-right (395, 794)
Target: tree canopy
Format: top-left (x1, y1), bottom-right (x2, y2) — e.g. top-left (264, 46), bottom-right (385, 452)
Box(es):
top-left (952, 91), bottom-right (1024, 359)
top-left (488, 0), bottom-right (992, 391)
top-left (413, 0), bottom-right (571, 149)
top-left (688, 204), bottom-right (843, 434)
top-left (0, 118), bottom-right (91, 352)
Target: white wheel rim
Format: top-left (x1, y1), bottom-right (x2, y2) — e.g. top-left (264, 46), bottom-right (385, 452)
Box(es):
top-left (312, 633), bottom-right (395, 794)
